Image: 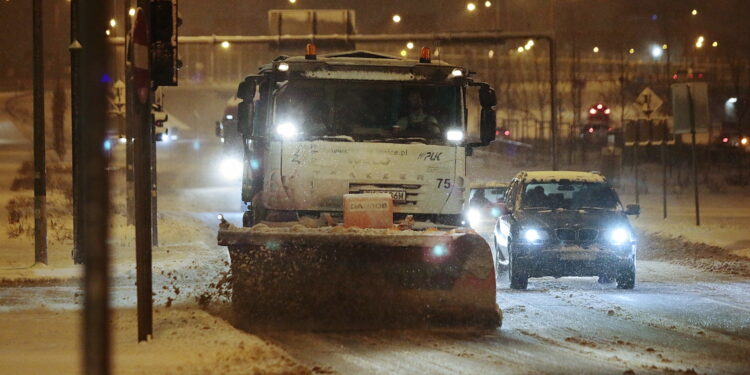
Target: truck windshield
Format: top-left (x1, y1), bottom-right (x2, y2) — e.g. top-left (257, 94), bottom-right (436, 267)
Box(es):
top-left (272, 80), bottom-right (462, 144)
top-left (521, 182), bottom-right (620, 210)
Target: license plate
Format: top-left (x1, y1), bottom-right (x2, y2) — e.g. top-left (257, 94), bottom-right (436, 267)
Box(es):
top-left (560, 252), bottom-right (596, 261)
top-left (362, 190), bottom-right (407, 201)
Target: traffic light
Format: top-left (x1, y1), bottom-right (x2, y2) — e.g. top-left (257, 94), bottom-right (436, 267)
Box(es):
top-left (151, 0), bottom-right (181, 87)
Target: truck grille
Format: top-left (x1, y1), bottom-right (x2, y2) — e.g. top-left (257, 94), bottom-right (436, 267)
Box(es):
top-left (556, 229), bottom-right (576, 241)
top-left (556, 228), bottom-right (599, 241)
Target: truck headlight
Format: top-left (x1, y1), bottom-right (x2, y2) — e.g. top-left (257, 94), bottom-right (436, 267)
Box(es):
top-left (446, 129), bottom-right (464, 142)
top-left (609, 228), bottom-right (631, 245)
top-left (219, 158), bottom-right (243, 180)
top-left (276, 122), bottom-right (299, 139)
top-left (467, 208), bottom-right (481, 228)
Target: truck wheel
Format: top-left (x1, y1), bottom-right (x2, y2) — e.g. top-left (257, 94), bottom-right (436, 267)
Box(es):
top-left (508, 245), bottom-right (528, 290)
top-left (242, 208), bottom-right (255, 227)
top-left (616, 259), bottom-right (636, 289)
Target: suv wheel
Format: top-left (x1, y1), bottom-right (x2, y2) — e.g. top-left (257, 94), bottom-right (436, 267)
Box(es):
top-left (616, 258), bottom-right (636, 289)
top-left (508, 244), bottom-right (528, 290)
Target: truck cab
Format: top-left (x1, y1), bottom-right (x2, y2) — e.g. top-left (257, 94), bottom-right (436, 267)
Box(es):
top-left (233, 48), bottom-right (497, 227)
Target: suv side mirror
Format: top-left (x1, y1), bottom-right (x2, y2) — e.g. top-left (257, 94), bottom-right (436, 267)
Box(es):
top-left (215, 121), bottom-right (223, 138)
top-left (625, 204), bottom-right (640, 216)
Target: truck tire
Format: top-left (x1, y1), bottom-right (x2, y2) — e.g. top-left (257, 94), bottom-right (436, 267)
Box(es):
top-left (616, 259), bottom-right (635, 289)
top-left (508, 245), bottom-right (528, 290)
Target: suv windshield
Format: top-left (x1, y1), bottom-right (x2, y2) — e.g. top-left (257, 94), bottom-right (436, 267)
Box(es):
top-left (521, 181), bottom-right (620, 210)
top-left (273, 80), bottom-right (462, 144)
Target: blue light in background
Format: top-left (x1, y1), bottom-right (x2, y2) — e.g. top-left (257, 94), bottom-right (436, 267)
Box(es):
top-left (103, 139), bottom-right (112, 151)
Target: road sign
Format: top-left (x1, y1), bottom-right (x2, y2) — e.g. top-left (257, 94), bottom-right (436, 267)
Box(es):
top-left (109, 80), bottom-right (126, 115)
top-left (634, 87), bottom-right (663, 117)
top-left (671, 82), bottom-right (709, 134)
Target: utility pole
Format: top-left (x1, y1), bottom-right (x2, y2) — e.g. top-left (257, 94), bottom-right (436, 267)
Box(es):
top-left (33, 0), bottom-right (47, 265)
top-left (132, 0), bottom-right (154, 342)
top-left (79, 0), bottom-right (112, 373)
top-left (125, 0), bottom-right (136, 226)
top-left (70, 0), bottom-right (84, 265)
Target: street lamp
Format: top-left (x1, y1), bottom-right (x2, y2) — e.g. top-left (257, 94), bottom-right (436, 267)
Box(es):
top-left (110, 18), bottom-right (117, 28)
top-left (628, 48), bottom-right (635, 54)
top-left (406, 41), bottom-right (414, 50)
top-left (712, 41), bottom-right (718, 48)
top-left (650, 44), bottom-right (663, 58)
top-left (691, 9), bottom-right (698, 16)
top-left (128, 8), bottom-right (135, 17)
top-left (392, 14), bottom-right (401, 23)
top-left (289, 0), bottom-right (297, 3)
top-left (467, 2), bottom-right (477, 12)
top-left (221, 41), bottom-right (230, 49)
top-left (593, 46), bottom-right (599, 53)
top-left (484, 1), bottom-right (492, 7)
top-left (695, 36), bottom-right (704, 48)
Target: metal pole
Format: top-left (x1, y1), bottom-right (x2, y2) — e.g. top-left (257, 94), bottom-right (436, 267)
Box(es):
top-left (687, 86), bottom-right (700, 226)
top-left (33, 0), bottom-right (48, 265)
top-left (662, 122), bottom-right (668, 219)
top-left (547, 36), bottom-right (558, 170)
top-left (70, 1), bottom-right (84, 265)
top-left (80, 0), bottom-right (112, 372)
top-left (634, 120), bottom-right (640, 205)
top-left (134, 0), bottom-right (154, 342)
top-left (151, 117), bottom-right (158, 247)
top-left (125, 0), bottom-right (135, 226)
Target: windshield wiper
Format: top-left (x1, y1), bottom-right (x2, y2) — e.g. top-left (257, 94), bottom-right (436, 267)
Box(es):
top-left (308, 135), bottom-right (355, 142)
top-left (366, 137), bottom-right (429, 144)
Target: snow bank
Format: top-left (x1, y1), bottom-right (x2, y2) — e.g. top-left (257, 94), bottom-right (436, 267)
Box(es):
top-left (0, 308), bottom-right (309, 375)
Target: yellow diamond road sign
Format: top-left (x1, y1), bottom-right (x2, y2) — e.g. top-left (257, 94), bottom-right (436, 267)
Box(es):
top-left (634, 87), bottom-right (663, 116)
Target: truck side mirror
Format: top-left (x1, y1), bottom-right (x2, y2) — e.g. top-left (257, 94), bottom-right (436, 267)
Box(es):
top-left (237, 79), bottom-right (256, 101)
top-left (480, 108), bottom-right (496, 145)
top-left (625, 204), bottom-right (640, 215)
top-left (237, 101), bottom-right (253, 136)
top-left (479, 86), bottom-right (497, 107)
top-left (215, 121), bottom-right (223, 138)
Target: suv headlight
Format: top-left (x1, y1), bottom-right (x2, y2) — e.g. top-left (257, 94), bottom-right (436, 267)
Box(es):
top-left (608, 227), bottom-right (631, 245)
top-left (522, 228), bottom-right (546, 243)
top-left (466, 208), bottom-right (481, 228)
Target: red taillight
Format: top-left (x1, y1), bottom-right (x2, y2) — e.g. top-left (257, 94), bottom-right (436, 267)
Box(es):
top-left (673, 73), bottom-right (678, 80)
top-left (305, 43), bottom-right (317, 60)
top-left (420, 47), bottom-right (431, 63)
top-left (722, 137), bottom-right (729, 143)
top-left (588, 128), bottom-right (594, 134)
top-left (504, 130), bottom-right (510, 136)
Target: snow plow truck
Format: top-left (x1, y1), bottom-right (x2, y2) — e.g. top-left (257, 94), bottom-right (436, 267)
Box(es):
top-left (217, 45), bottom-right (501, 329)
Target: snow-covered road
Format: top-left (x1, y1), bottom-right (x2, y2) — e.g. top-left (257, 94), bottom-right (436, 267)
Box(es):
top-left (2, 88), bottom-right (749, 374)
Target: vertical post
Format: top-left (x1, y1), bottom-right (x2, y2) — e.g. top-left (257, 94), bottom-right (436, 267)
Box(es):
top-left (125, 0), bottom-right (135, 225)
top-left (662, 121), bottom-right (668, 219)
top-left (70, 0), bottom-right (84, 264)
top-left (634, 120), bottom-right (640, 205)
top-left (151, 115), bottom-right (158, 247)
top-left (687, 86), bottom-right (700, 226)
top-left (80, 0), bottom-right (112, 373)
top-left (548, 36), bottom-right (558, 171)
top-left (134, 0), bottom-right (154, 342)
top-left (33, 0), bottom-right (48, 265)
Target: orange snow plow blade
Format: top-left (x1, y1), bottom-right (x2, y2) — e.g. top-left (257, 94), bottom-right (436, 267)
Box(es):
top-left (218, 222), bottom-right (501, 330)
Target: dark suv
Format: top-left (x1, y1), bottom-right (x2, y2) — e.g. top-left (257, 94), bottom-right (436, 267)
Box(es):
top-left (493, 171), bottom-right (639, 290)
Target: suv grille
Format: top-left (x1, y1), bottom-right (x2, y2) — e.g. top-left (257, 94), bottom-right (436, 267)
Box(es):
top-left (555, 228), bottom-right (599, 241)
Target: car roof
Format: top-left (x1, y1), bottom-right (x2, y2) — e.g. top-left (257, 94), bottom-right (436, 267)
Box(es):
top-left (517, 171), bottom-right (607, 183)
top-left (469, 181), bottom-right (509, 189)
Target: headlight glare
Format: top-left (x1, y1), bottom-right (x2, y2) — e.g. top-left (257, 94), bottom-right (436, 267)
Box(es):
top-left (219, 158), bottom-right (243, 181)
top-left (276, 122), bottom-right (299, 139)
top-left (466, 208), bottom-right (481, 228)
top-left (446, 129), bottom-right (464, 142)
top-left (610, 228), bottom-right (630, 245)
top-left (524, 229), bottom-right (541, 243)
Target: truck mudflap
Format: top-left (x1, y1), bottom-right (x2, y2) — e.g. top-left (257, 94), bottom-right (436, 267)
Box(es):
top-left (218, 221), bottom-right (501, 330)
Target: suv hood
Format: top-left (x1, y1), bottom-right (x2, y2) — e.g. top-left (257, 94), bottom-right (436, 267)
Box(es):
top-left (514, 209), bottom-right (630, 232)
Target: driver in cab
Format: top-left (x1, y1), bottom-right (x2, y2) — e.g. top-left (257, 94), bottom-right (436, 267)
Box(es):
top-left (396, 91), bottom-right (441, 139)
